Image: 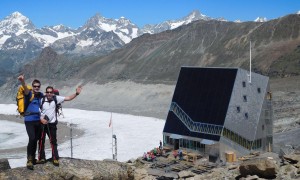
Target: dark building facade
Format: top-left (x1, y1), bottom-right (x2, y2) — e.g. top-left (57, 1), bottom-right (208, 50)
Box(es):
top-left (163, 67), bottom-right (273, 160)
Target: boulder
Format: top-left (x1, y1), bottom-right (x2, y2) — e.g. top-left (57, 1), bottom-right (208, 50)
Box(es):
top-left (178, 170), bottom-right (195, 179)
top-left (239, 158), bottom-right (278, 179)
top-left (278, 164), bottom-right (299, 180)
top-left (284, 154), bottom-right (300, 164)
top-left (134, 168), bottom-right (156, 180)
top-left (0, 159), bottom-right (11, 171)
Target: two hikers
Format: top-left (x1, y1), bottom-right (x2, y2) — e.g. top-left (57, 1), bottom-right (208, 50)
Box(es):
top-left (17, 75), bottom-right (43, 170)
top-left (18, 74), bottom-right (82, 169)
top-left (37, 85), bottom-right (82, 166)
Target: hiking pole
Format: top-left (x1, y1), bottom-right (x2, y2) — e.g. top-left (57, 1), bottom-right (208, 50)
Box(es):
top-left (46, 123), bottom-right (56, 161)
top-left (45, 115), bottom-right (56, 161)
top-left (38, 125), bottom-right (45, 160)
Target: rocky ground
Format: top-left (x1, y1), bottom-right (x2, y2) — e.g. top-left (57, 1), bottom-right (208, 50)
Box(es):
top-left (0, 158), bottom-right (133, 179)
top-left (1, 150), bottom-right (300, 179)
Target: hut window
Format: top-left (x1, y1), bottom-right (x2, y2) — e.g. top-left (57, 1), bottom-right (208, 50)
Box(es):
top-left (245, 113), bottom-right (248, 119)
top-left (257, 88), bottom-right (261, 93)
top-left (243, 95), bottom-right (247, 102)
top-left (242, 81), bottom-right (246, 87)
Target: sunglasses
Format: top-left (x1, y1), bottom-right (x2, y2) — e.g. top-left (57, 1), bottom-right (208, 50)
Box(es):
top-left (46, 91), bottom-right (53, 94)
top-left (33, 85), bottom-right (40, 88)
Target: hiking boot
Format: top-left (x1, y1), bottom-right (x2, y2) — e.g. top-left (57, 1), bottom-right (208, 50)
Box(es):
top-left (33, 158), bottom-right (37, 165)
top-left (36, 158), bottom-right (46, 164)
top-left (26, 157), bottom-right (34, 170)
top-left (53, 159), bottom-right (59, 166)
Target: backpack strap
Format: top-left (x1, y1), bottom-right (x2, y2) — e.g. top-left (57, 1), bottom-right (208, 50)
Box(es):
top-left (40, 96), bottom-right (46, 110)
top-left (29, 91), bottom-right (35, 101)
top-left (24, 90), bottom-right (35, 114)
top-left (53, 95), bottom-right (58, 122)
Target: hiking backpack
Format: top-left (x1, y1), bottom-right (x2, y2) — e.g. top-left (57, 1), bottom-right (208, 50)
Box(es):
top-left (53, 89), bottom-right (63, 117)
top-left (16, 85), bottom-right (34, 116)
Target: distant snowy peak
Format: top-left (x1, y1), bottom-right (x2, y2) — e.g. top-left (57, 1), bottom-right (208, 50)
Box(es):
top-left (82, 13), bottom-right (138, 43)
top-left (169, 10), bottom-right (211, 29)
top-left (52, 24), bottom-right (74, 32)
top-left (82, 13), bottom-right (107, 31)
top-left (254, 17), bottom-right (267, 22)
top-left (0, 12), bottom-right (78, 49)
top-left (215, 17), bottom-right (227, 22)
top-left (117, 17), bottom-right (134, 26)
top-left (140, 10), bottom-right (213, 34)
top-left (0, 11), bottom-right (35, 34)
top-left (182, 10), bottom-right (212, 22)
top-left (297, 11), bottom-right (300, 15)
top-left (83, 13), bottom-right (135, 32)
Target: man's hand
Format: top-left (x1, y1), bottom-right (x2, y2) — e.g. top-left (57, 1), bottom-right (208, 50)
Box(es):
top-left (65, 85), bottom-right (83, 101)
top-left (18, 74), bottom-right (25, 82)
top-left (76, 85), bottom-right (82, 95)
top-left (40, 118), bottom-right (48, 125)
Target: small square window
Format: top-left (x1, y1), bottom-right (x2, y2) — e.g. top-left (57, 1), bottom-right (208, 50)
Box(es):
top-left (242, 81), bottom-right (246, 87)
top-left (243, 95), bottom-right (247, 102)
top-left (245, 113), bottom-right (248, 119)
top-left (237, 106), bottom-right (240, 113)
top-left (257, 88), bottom-right (261, 93)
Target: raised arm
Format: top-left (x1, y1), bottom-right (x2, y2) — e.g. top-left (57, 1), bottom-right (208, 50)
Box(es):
top-left (17, 74), bottom-right (30, 95)
top-left (64, 86), bottom-right (82, 101)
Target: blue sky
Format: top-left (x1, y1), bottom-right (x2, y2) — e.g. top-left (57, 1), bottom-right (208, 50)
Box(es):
top-left (0, 0), bottom-right (299, 28)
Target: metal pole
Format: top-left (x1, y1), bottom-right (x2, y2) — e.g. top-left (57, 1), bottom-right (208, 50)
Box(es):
top-left (112, 134), bottom-right (117, 160)
top-left (249, 41), bottom-right (252, 83)
top-left (115, 135), bottom-right (117, 161)
top-left (111, 112), bottom-right (113, 159)
top-left (70, 123), bottom-right (73, 158)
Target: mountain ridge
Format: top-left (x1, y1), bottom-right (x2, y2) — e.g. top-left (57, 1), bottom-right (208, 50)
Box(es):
top-left (74, 14), bottom-right (300, 84)
top-left (0, 10), bottom-right (214, 84)
top-left (3, 14), bottom-right (300, 84)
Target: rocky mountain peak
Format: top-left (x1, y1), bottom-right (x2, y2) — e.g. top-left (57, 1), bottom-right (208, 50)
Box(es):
top-left (81, 13), bottom-right (113, 32)
top-left (254, 17), bottom-right (267, 22)
top-left (140, 10), bottom-right (214, 34)
top-left (0, 11), bottom-right (35, 34)
top-left (52, 24), bottom-right (72, 32)
top-left (10, 11), bottom-right (24, 18)
top-left (183, 10), bottom-right (212, 22)
top-left (117, 16), bottom-right (133, 26)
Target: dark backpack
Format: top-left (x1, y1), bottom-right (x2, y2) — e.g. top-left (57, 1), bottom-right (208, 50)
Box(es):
top-left (53, 89), bottom-right (59, 95)
top-left (53, 89), bottom-right (63, 117)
